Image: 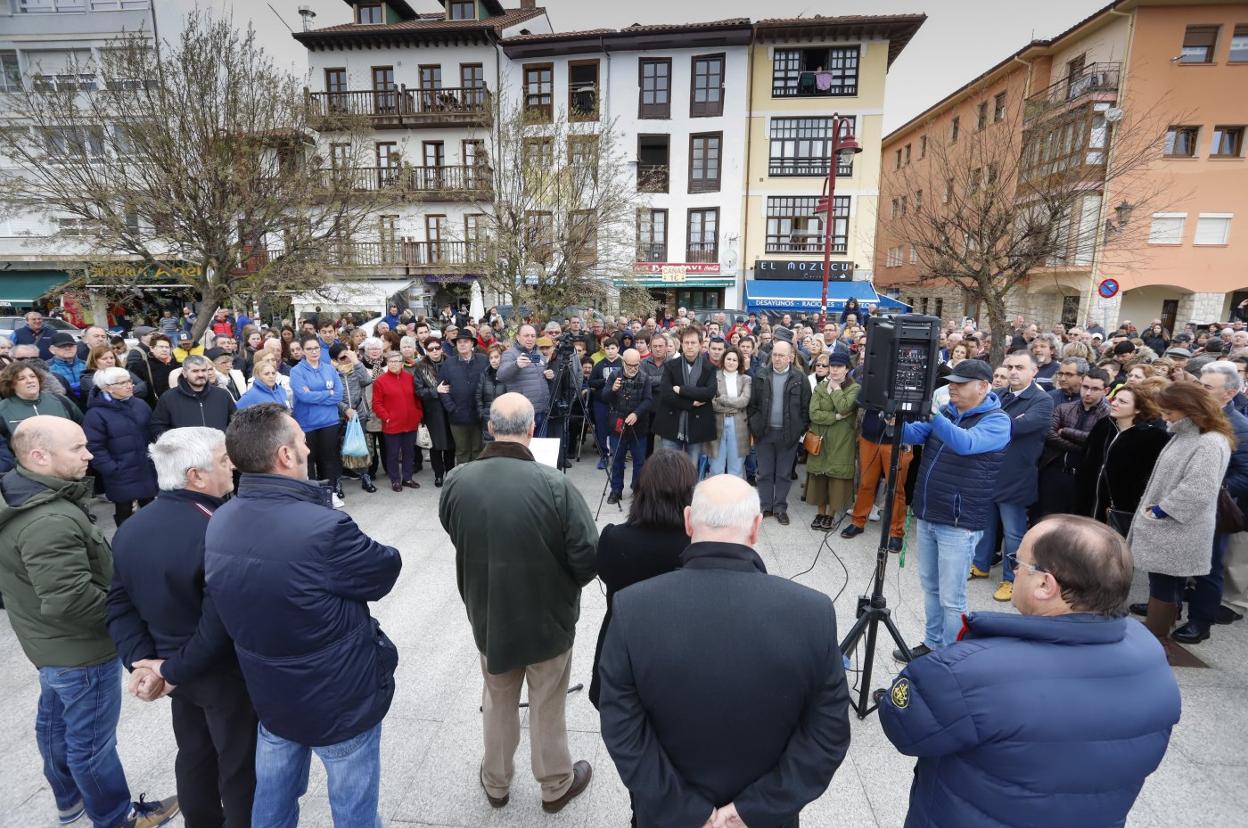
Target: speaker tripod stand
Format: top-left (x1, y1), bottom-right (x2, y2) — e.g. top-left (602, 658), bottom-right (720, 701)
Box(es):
top-left (838, 411), bottom-right (913, 719)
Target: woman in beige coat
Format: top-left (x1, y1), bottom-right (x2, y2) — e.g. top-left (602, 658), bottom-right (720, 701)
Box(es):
top-left (705, 348), bottom-right (751, 477)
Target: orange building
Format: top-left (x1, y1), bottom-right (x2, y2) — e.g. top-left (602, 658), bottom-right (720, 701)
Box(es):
top-left (876, 0), bottom-right (1248, 332)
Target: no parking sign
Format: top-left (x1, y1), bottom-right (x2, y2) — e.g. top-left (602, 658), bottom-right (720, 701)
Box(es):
top-left (1097, 278), bottom-right (1120, 299)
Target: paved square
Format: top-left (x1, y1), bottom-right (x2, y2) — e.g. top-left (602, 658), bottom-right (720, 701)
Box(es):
top-left (2, 459), bottom-right (1244, 826)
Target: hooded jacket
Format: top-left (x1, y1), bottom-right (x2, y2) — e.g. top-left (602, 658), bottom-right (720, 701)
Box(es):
top-left (0, 467), bottom-right (117, 668)
top-left (82, 393), bottom-right (158, 504)
top-left (289, 359), bottom-right (343, 432)
top-left (0, 391), bottom-right (83, 438)
top-left (149, 375), bottom-right (236, 439)
top-left (236, 378), bottom-right (291, 411)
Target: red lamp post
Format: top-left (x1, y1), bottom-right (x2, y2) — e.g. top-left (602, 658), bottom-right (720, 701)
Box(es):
top-left (814, 114), bottom-right (863, 318)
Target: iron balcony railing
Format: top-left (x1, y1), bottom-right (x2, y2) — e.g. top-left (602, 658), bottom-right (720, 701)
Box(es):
top-left (1024, 63), bottom-right (1120, 121)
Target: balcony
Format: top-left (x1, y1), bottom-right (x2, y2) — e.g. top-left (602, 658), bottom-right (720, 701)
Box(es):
top-left (636, 243), bottom-right (667, 263)
top-left (322, 165), bottom-right (492, 200)
top-left (637, 164), bottom-right (669, 193)
top-left (685, 242), bottom-right (718, 264)
top-left (765, 235), bottom-right (846, 255)
top-left (1024, 63), bottom-right (1119, 123)
top-left (321, 240), bottom-right (483, 272)
top-left (307, 86), bottom-right (491, 130)
top-left (768, 158), bottom-right (853, 178)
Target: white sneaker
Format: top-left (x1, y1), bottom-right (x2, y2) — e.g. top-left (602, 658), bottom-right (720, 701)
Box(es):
top-left (331, 493), bottom-right (345, 509)
top-left (869, 504), bottom-right (881, 522)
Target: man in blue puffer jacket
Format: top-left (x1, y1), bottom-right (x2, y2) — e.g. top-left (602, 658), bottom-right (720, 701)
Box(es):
top-left (205, 404), bottom-right (401, 824)
top-left (880, 515), bottom-right (1181, 828)
top-left (895, 359), bottom-right (1011, 660)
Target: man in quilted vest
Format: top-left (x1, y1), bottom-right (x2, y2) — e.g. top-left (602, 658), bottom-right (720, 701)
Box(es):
top-left (892, 359), bottom-right (1011, 660)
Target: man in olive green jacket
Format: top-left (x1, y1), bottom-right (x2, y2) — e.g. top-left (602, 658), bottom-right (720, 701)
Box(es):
top-left (439, 392), bottom-right (598, 815)
top-left (0, 416), bottom-right (177, 828)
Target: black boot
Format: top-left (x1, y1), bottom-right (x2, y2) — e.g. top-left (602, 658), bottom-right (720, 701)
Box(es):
top-left (360, 473), bottom-right (377, 494)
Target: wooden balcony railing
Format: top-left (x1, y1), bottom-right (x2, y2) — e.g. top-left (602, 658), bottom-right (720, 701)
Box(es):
top-left (685, 242), bottom-right (719, 264)
top-left (320, 240), bottom-right (483, 269)
top-left (636, 243), bottom-right (667, 262)
top-left (322, 164), bottom-right (492, 198)
top-left (308, 86), bottom-right (492, 128)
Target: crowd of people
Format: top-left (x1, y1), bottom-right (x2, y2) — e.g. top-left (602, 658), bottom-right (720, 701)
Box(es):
top-left (0, 297), bottom-right (1239, 827)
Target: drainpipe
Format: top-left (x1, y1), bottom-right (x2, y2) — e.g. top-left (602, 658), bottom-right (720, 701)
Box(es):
top-left (741, 31), bottom-right (756, 312)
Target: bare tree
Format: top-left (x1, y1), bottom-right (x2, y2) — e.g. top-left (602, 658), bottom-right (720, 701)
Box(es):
top-left (886, 77), bottom-right (1174, 364)
top-left (0, 12), bottom-right (391, 340)
top-left (465, 94), bottom-right (641, 322)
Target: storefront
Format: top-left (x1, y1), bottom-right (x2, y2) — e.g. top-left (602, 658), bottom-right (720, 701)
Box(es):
top-left (615, 263), bottom-right (735, 316)
top-left (290, 279), bottom-right (417, 321)
top-left (0, 270), bottom-right (72, 313)
top-left (744, 279), bottom-right (910, 315)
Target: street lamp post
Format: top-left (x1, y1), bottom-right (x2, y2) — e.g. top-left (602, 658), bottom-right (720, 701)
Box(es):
top-left (814, 114), bottom-right (863, 319)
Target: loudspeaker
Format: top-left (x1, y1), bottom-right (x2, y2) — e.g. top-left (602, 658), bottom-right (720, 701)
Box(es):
top-left (860, 314), bottom-right (941, 415)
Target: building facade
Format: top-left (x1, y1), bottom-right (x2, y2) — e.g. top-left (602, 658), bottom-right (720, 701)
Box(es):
top-left (876, 0), bottom-right (1248, 332)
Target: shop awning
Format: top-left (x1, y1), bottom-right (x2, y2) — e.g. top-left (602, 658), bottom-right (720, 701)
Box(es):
top-left (744, 279), bottom-right (910, 313)
top-left (290, 279), bottom-right (416, 313)
top-left (613, 276), bottom-right (735, 288)
top-left (0, 270), bottom-right (71, 305)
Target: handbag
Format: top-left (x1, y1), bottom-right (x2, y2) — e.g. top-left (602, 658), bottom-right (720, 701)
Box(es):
top-left (1105, 507), bottom-right (1133, 537)
top-left (1216, 486), bottom-right (1247, 534)
top-left (802, 430), bottom-right (823, 456)
top-left (342, 416), bottom-right (369, 458)
top-left (416, 423), bottom-right (433, 450)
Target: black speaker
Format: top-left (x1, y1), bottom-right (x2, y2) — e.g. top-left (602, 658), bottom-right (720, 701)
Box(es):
top-left (860, 314), bottom-right (941, 415)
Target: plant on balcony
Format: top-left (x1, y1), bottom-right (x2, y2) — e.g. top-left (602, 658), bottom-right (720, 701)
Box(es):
top-left (460, 92), bottom-right (643, 322)
top-left (885, 87), bottom-right (1178, 364)
top-left (0, 12), bottom-right (394, 341)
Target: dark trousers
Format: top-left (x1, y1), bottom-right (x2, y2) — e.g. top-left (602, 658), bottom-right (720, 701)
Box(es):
top-left (610, 429), bottom-right (647, 494)
top-left (305, 424), bottom-right (341, 488)
top-left (427, 448), bottom-right (454, 477)
top-left (383, 431), bottom-right (417, 485)
top-left (1035, 465), bottom-right (1078, 518)
top-left (366, 432), bottom-right (385, 477)
top-left (449, 423), bottom-right (483, 465)
top-left (170, 670), bottom-right (258, 827)
top-left (113, 497), bottom-right (153, 527)
top-left (1188, 533), bottom-right (1229, 626)
top-left (1149, 572), bottom-right (1185, 604)
top-left (592, 401), bottom-right (611, 458)
top-left (756, 428), bottom-right (799, 512)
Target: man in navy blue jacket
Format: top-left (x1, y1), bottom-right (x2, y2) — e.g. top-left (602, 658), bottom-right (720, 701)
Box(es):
top-left (106, 427), bottom-right (257, 827)
top-left (206, 404), bottom-right (402, 826)
top-left (879, 516), bottom-right (1180, 828)
top-left (895, 360), bottom-right (1011, 660)
top-left (969, 352), bottom-right (1054, 603)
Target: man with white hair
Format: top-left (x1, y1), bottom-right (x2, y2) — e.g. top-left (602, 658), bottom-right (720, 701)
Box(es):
top-left (599, 474), bottom-right (850, 827)
top-left (106, 428), bottom-right (257, 826)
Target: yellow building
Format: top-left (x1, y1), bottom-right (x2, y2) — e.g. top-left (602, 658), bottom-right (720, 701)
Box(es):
top-left (741, 15), bottom-right (925, 316)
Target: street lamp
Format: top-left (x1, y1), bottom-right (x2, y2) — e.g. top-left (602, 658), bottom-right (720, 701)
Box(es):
top-left (814, 114), bottom-right (863, 317)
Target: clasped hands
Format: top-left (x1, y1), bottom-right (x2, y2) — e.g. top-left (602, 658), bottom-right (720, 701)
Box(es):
top-left (128, 659), bottom-right (176, 702)
top-left (702, 802), bottom-right (747, 828)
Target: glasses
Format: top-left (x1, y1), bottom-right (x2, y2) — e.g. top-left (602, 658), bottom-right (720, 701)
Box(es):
top-left (1006, 552), bottom-right (1047, 575)
top-left (107, 380), bottom-right (134, 387)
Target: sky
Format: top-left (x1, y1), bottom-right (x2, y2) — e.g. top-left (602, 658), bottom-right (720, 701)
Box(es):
top-left (186, 0), bottom-right (1110, 133)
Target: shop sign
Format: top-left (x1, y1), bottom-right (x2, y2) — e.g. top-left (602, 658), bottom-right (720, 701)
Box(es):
top-left (633, 262), bottom-right (721, 276)
top-left (753, 259), bottom-right (853, 281)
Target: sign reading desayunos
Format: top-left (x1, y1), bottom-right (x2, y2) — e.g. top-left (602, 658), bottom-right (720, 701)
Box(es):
top-left (753, 259), bottom-right (854, 281)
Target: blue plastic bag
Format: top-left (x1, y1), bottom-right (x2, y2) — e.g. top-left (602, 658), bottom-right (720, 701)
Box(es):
top-left (342, 415), bottom-right (369, 458)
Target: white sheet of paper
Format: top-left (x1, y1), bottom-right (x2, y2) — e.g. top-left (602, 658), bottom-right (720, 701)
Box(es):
top-left (529, 437), bottom-right (562, 469)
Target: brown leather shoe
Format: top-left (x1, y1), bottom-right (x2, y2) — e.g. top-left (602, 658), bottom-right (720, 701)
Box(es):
top-left (479, 768), bottom-right (508, 808)
top-left (541, 760), bottom-right (592, 813)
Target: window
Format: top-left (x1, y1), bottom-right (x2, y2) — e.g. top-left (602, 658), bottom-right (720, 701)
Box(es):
top-left (969, 167), bottom-right (982, 194)
top-left (58, 216), bottom-right (99, 236)
top-left (522, 137), bottom-right (553, 169)
top-left (914, 190), bottom-right (923, 212)
top-left (977, 101), bottom-right (988, 130)
top-left (919, 135), bottom-right (927, 159)
top-left (909, 245), bottom-right (918, 264)
top-left (425, 215), bottom-right (448, 262)
top-left (689, 132), bottom-right (722, 193)
top-left (638, 58), bottom-right (671, 119)
top-left (944, 178), bottom-right (954, 203)
top-left (418, 65), bottom-right (441, 91)
top-left (935, 298), bottom-right (944, 319)
top-left (994, 92), bottom-right (1007, 122)
top-left (379, 215), bottom-right (399, 248)
top-left (1180, 25), bottom-right (1219, 63)
top-left (375, 141), bottom-right (400, 187)
top-left (371, 66), bottom-right (396, 114)
top-left (568, 60), bottom-right (599, 121)
top-left (356, 3), bottom-right (383, 24)
top-left (768, 117), bottom-right (856, 176)
top-left (987, 163), bottom-right (998, 185)
top-left (690, 54), bottom-right (725, 117)
top-left (423, 141), bottom-right (444, 169)
top-left (448, 0), bottom-right (475, 20)
top-left (525, 211), bottom-right (554, 262)
top-left (1165, 125), bottom-right (1200, 157)
top-left (637, 209), bottom-right (668, 261)
top-left (329, 142), bottom-right (351, 172)
top-left (950, 116), bottom-right (960, 143)
top-left (44, 126), bottom-right (104, 158)
top-left (569, 210), bottom-right (597, 265)
top-left (464, 214), bottom-right (485, 259)
top-left (687, 208), bottom-right (719, 262)
top-left (1148, 212), bottom-right (1186, 244)
top-left (890, 197), bottom-right (900, 220)
top-left (886, 246), bottom-right (902, 267)
top-left (1195, 213), bottom-right (1233, 245)
top-left (460, 63), bottom-right (485, 107)
top-left (771, 46), bottom-right (859, 97)
top-left (1211, 126), bottom-right (1244, 157)
top-left (895, 148), bottom-right (902, 170)
top-left (637, 134), bottom-right (669, 192)
top-left (568, 135), bottom-right (598, 184)
top-left (765, 195), bottom-right (848, 254)
top-left (1, 51), bottom-right (20, 92)
top-left (523, 63), bottom-right (553, 122)
top-left (1232, 25), bottom-right (1248, 62)
top-left (904, 144), bottom-right (912, 166)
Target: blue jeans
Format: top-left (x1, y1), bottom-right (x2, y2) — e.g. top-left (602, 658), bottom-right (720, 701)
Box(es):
top-left (660, 437), bottom-right (702, 468)
top-left (972, 502), bottom-right (1029, 583)
top-left (253, 722), bottom-right (383, 828)
top-left (916, 519), bottom-right (983, 649)
top-left (610, 429), bottom-right (647, 494)
top-left (707, 418), bottom-right (745, 477)
top-left (1188, 533), bottom-right (1229, 626)
top-left (36, 658), bottom-right (131, 828)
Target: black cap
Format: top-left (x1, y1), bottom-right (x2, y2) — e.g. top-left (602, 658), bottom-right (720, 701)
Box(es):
top-left (1113, 341), bottom-right (1136, 356)
top-left (827, 351), bottom-right (852, 367)
top-left (454, 329), bottom-right (476, 342)
top-left (50, 332), bottom-right (76, 347)
top-left (944, 359), bottom-right (993, 384)
top-left (204, 347), bottom-right (227, 360)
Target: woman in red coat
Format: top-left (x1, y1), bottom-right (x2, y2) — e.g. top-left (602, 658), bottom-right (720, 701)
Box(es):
top-left (371, 351), bottom-right (424, 491)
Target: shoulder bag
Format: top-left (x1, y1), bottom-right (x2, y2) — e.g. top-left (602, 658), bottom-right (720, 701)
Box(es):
top-left (802, 430), bottom-right (823, 456)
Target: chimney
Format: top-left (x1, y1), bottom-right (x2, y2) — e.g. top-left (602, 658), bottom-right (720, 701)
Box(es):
top-left (520, 0), bottom-right (536, 8)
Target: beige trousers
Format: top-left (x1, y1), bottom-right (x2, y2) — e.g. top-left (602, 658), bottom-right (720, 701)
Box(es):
top-left (478, 648), bottom-right (575, 802)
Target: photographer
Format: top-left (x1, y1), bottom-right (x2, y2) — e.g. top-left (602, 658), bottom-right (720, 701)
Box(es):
top-left (601, 349), bottom-right (652, 504)
top-left (497, 324), bottom-right (554, 433)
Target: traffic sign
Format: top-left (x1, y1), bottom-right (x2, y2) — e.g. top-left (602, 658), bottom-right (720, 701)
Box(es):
top-left (1097, 278), bottom-right (1120, 299)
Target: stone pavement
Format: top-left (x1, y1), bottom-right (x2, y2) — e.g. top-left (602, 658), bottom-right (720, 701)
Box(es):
top-left (2, 457), bottom-right (1245, 826)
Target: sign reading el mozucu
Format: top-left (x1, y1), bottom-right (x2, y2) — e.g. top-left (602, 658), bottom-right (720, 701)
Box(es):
top-left (753, 260), bottom-right (854, 281)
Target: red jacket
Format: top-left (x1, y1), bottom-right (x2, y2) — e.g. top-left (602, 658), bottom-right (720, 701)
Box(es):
top-left (371, 369), bottom-right (423, 434)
